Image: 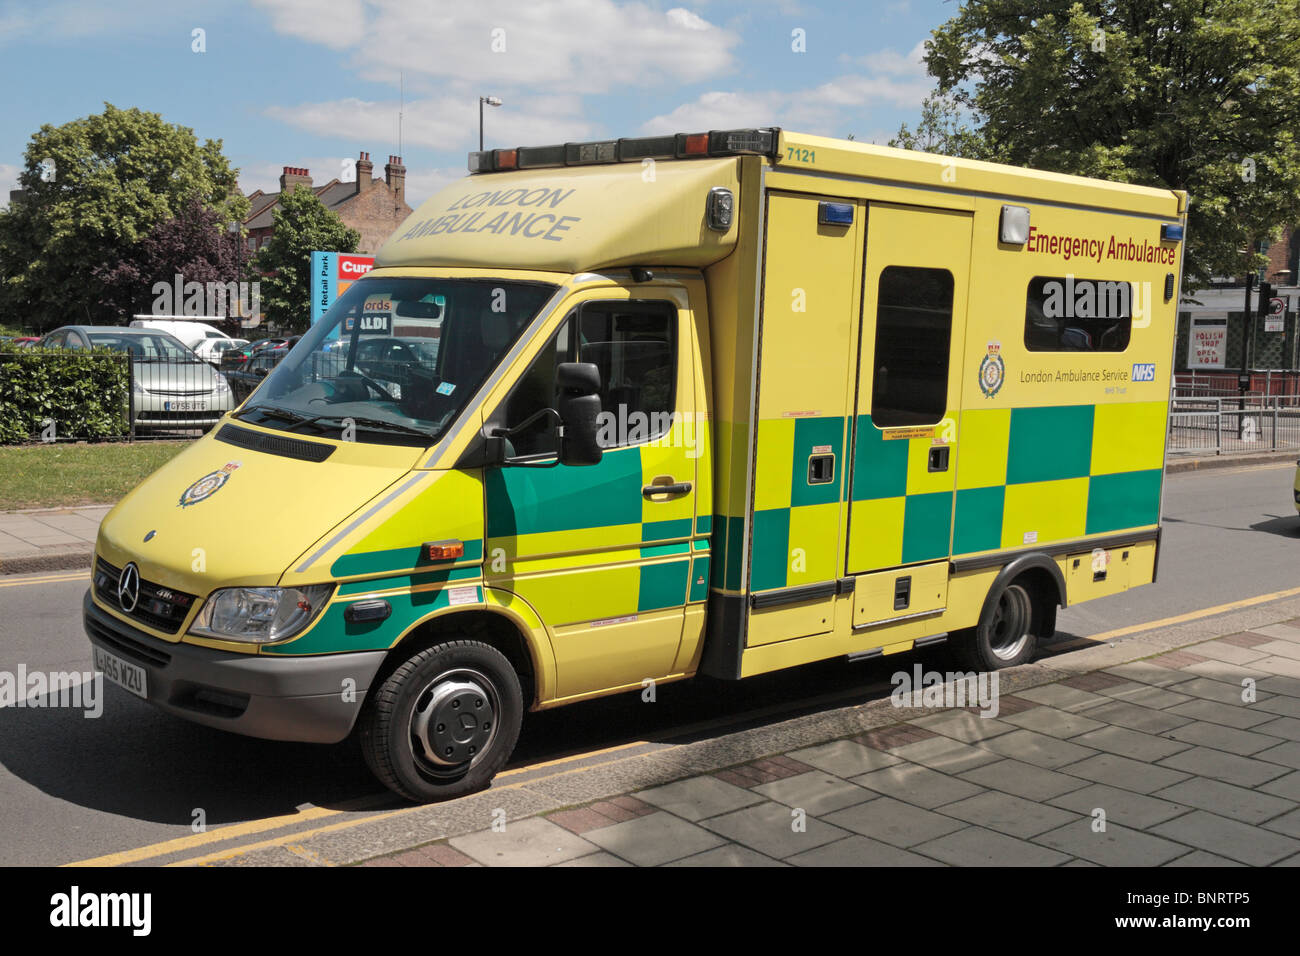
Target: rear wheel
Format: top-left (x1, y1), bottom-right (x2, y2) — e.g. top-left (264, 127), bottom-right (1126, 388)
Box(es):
top-left (359, 640), bottom-right (523, 803)
top-left (953, 581), bottom-right (1038, 671)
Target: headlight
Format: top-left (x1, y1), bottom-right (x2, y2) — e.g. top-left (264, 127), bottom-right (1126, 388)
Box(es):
top-left (132, 380), bottom-right (149, 395)
top-left (214, 377), bottom-right (231, 393)
top-left (190, 585), bottom-right (333, 643)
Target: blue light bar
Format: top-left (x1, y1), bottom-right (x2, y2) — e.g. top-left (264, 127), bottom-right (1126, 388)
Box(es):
top-left (1161, 223), bottom-right (1184, 242)
top-left (818, 201), bottom-right (854, 225)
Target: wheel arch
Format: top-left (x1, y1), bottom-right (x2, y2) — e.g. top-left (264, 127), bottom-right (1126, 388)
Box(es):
top-left (978, 552), bottom-right (1065, 639)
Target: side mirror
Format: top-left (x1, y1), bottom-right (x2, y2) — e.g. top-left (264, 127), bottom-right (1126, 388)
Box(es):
top-left (556, 361), bottom-right (603, 466)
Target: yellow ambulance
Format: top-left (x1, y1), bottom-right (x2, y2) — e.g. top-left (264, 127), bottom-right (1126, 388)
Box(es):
top-left (84, 128), bottom-right (1185, 801)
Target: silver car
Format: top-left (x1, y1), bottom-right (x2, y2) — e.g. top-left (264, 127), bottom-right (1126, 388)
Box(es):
top-left (37, 325), bottom-right (235, 430)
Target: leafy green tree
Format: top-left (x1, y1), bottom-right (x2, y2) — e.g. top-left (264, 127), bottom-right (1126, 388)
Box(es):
top-left (0, 103), bottom-right (247, 330)
top-left (889, 92), bottom-right (998, 161)
top-left (253, 186), bottom-right (359, 333)
top-left (924, 0), bottom-right (1300, 287)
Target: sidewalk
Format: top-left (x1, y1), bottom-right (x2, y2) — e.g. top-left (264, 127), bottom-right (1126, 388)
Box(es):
top-left (0, 506), bottom-right (106, 574)
top-left (203, 592), bottom-right (1300, 868)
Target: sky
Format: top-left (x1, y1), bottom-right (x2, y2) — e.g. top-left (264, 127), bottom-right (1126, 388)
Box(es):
top-left (0, 0), bottom-right (955, 210)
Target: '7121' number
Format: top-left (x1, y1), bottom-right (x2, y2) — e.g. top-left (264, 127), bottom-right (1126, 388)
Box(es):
top-left (786, 147), bottom-right (815, 163)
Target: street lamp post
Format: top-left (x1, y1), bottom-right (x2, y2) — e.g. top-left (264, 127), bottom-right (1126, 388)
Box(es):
top-left (479, 96), bottom-right (502, 151)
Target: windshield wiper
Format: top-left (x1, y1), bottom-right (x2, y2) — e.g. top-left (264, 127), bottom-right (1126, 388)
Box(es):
top-left (233, 404), bottom-right (308, 425)
top-left (279, 414), bottom-right (433, 439)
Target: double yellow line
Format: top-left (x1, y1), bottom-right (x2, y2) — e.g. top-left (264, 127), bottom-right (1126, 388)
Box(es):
top-left (0, 570), bottom-right (87, 589)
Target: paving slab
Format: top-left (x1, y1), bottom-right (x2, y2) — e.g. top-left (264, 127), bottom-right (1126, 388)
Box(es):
top-left (1157, 746), bottom-right (1291, 787)
top-left (1163, 720), bottom-right (1284, 756)
top-left (1151, 810), bottom-right (1300, 866)
top-left (1047, 783), bottom-right (1191, 829)
top-left (752, 771), bottom-right (875, 816)
top-left (701, 801), bottom-right (847, 859)
top-left (914, 826), bottom-right (1071, 867)
top-left (634, 775), bottom-right (764, 822)
top-left (785, 835), bottom-right (946, 867)
top-left (822, 796), bottom-right (966, 849)
top-left (665, 845), bottom-right (786, 867)
top-left (583, 811), bottom-right (724, 866)
top-left (1059, 753), bottom-right (1191, 794)
top-left (449, 818), bottom-right (597, 867)
top-left (849, 761), bottom-right (984, 809)
top-left (1152, 778), bottom-right (1293, 825)
top-left (976, 728), bottom-right (1098, 769)
top-left (957, 758), bottom-right (1089, 802)
top-left (1069, 725), bottom-right (1192, 762)
top-left (1033, 820), bottom-right (1190, 867)
top-left (787, 739), bottom-right (903, 777)
top-left (938, 791), bottom-right (1081, 838)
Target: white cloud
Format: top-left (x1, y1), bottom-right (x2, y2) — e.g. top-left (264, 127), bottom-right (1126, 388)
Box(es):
top-left (248, 0), bottom-right (365, 51)
top-left (0, 0), bottom-right (210, 45)
top-left (250, 0), bottom-right (739, 94)
top-left (264, 92), bottom-right (598, 154)
top-left (640, 40), bottom-right (932, 138)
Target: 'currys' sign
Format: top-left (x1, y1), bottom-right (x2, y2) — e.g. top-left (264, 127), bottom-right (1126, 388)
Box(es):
top-left (310, 252), bottom-right (375, 324)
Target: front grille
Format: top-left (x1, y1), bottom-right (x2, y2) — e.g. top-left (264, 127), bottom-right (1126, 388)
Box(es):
top-left (94, 558), bottom-right (197, 635)
top-left (150, 388), bottom-right (209, 397)
top-left (86, 613), bottom-right (172, 668)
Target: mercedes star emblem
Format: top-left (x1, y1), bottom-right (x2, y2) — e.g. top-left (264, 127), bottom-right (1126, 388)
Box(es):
top-left (117, 562), bottom-right (141, 613)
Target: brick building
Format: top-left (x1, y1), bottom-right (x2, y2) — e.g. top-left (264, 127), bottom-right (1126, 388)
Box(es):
top-left (243, 150), bottom-right (413, 255)
top-left (1263, 226), bottom-right (1299, 286)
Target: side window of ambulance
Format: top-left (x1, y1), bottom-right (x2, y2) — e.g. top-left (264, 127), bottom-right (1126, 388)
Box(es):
top-left (498, 300), bottom-right (678, 457)
top-left (1025, 277), bottom-right (1132, 352)
top-left (871, 266), bottom-right (954, 427)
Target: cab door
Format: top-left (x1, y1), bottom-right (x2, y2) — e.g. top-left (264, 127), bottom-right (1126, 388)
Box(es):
top-left (847, 203), bottom-right (973, 629)
top-left (484, 286), bottom-right (700, 700)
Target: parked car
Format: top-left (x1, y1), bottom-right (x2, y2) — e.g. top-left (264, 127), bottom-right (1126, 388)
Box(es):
top-left (194, 337), bottom-right (249, 368)
top-left (36, 325), bottom-right (234, 430)
top-left (129, 318), bottom-right (231, 350)
top-left (0, 335), bottom-right (39, 349)
top-left (226, 347), bottom-right (293, 403)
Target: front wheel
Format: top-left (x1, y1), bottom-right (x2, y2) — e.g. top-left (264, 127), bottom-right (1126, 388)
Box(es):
top-left (952, 581), bottom-right (1037, 671)
top-left (359, 640), bottom-right (523, 803)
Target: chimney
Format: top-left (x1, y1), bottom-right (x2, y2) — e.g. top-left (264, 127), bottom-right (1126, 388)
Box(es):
top-left (279, 166), bottom-right (312, 193)
top-left (384, 155), bottom-right (405, 205)
top-left (355, 151), bottom-right (373, 194)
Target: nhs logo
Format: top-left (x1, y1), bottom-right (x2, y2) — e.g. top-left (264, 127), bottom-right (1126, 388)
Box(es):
top-left (1131, 362), bottom-right (1156, 382)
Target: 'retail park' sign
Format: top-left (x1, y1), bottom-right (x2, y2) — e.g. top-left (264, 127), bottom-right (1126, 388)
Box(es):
top-left (310, 252), bottom-right (375, 324)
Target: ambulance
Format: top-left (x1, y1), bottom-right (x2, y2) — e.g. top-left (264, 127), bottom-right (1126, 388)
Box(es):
top-left (84, 128), bottom-right (1185, 802)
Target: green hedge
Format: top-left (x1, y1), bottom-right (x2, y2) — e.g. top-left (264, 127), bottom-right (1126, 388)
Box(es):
top-left (0, 347), bottom-right (130, 444)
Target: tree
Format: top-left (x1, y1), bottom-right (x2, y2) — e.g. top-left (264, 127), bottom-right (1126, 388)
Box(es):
top-left (253, 186), bottom-right (359, 332)
top-left (924, 0), bottom-right (1300, 288)
top-left (0, 103), bottom-right (248, 330)
top-left (93, 197), bottom-right (252, 320)
top-left (889, 92), bottom-right (998, 160)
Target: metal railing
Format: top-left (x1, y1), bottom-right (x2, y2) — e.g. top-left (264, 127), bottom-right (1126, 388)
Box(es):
top-left (1168, 393), bottom-right (1300, 456)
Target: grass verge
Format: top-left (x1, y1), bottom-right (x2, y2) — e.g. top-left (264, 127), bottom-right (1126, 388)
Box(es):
top-left (0, 441), bottom-right (189, 510)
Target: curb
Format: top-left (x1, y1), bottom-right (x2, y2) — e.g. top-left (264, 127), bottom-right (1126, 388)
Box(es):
top-left (1166, 449), bottom-right (1298, 473)
top-left (0, 547), bottom-right (93, 575)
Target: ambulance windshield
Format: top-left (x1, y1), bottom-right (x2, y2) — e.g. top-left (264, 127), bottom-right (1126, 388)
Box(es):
top-left (233, 277), bottom-right (557, 446)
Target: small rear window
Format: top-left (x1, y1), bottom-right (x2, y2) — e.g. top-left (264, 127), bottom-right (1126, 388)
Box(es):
top-left (1025, 276), bottom-right (1132, 352)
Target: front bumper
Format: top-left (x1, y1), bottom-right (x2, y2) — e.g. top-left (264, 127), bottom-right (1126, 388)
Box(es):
top-left (83, 590), bottom-right (387, 744)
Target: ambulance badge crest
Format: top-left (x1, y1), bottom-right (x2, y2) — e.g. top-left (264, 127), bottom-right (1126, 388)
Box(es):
top-left (179, 461), bottom-right (242, 508)
top-left (979, 341), bottom-right (1005, 398)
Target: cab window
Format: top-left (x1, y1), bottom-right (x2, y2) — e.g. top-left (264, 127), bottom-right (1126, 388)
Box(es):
top-left (498, 300), bottom-right (677, 458)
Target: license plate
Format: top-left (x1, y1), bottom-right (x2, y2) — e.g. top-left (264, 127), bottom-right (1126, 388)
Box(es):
top-left (164, 401), bottom-right (208, 412)
top-left (93, 646), bottom-right (148, 699)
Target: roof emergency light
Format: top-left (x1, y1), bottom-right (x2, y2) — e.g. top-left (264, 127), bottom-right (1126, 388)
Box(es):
top-left (468, 127), bottom-right (780, 173)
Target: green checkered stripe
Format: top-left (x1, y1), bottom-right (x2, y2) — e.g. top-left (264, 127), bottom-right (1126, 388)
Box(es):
top-left (484, 444), bottom-right (711, 610)
top-left (851, 406), bottom-right (1163, 562)
top-left (739, 416), bottom-right (847, 593)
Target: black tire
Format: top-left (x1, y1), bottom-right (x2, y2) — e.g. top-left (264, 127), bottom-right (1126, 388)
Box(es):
top-left (952, 581), bottom-right (1037, 671)
top-left (359, 640), bottom-right (523, 803)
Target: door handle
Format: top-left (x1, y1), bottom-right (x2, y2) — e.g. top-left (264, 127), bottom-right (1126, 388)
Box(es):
top-left (642, 475), bottom-right (693, 498)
